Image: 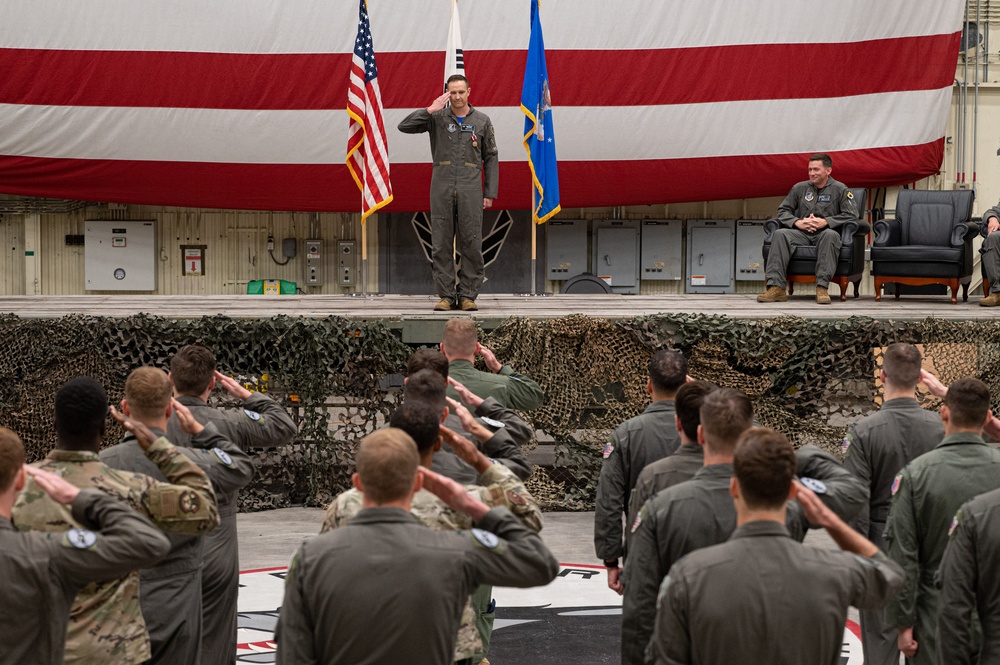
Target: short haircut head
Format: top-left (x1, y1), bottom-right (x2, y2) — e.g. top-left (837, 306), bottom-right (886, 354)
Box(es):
top-left (407, 348), bottom-right (449, 380)
top-left (0, 427), bottom-right (25, 493)
top-left (442, 318), bottom-right (478, 357)
top-left (648, 350), bottom-right (688, 394)
top-left (809, 153), bottom-right (832, 168)
top-left (125, 367), bottom-right (172, 422)
top-left (170, 345), bottom-right (216, 396)
top-left (446, 74), bottom-right (469, 88)
top-left (389, 400), bottom-right (442, 454)
top-left (403, 369), bottom-right (447, 412)
top-left (355, 428), bottom-right (419, 504)
top-left (54, 377), bottom-right (108, 450)
top-left (733, 427), bottom-right (797, 510)
top-left (675, 381), bottom-right (718, 441)
top-left (699, 388), bottom-right (754, 455)
top-left (945, 377), bottom-right (991, 429)
top-left (881, 343), bottom-right (922, 389)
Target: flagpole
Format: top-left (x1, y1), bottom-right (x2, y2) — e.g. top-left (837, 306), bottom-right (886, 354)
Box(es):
top-left (531, 195), bottom-right (537, 294)
top-left (361, 214), bottom-right (368, 294)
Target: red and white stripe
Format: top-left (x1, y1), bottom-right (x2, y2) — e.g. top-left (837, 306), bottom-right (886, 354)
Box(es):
top-left (0, 0), bottom-right (966, 211)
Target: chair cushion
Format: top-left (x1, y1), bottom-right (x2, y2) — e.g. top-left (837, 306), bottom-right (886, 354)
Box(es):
top-left (870, 245), bottom-right (964, 263)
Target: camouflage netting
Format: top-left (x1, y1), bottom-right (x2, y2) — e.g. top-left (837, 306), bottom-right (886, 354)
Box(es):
top-left (0, 312), bottom-right (997, 511)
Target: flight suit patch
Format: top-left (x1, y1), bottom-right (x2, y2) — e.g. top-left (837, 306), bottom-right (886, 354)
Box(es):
top-left (480, 417), bottom-right (505, 429)
top-left (602, 443), bottom-right (614, 459)
top-left (841, 435), bottom-right (852, 455)
top-left (447, 123), bottom-right (458, 133)
top-left (471, 528), bottom-right (500, 550)
top-left (460, 124), bottom-right (475, 133)
top-left (891, 474), bottom-right (903, 496)
top-left (799, 477), bottom-right (828, 494)
top-left (804, 191), bottom-right (815, 202)
top-left (63, 528), bottom-right (98, 550)
top-left (631, 512), bottom-right (642, 533)
top-left (243, 408), bottom-right (262, 421)
top-left (949, 509), bottom-right (962, 536)
top-left (213, 447), bottom-right (234, 466)
top-left (818, 194), bottom-right (831, 203)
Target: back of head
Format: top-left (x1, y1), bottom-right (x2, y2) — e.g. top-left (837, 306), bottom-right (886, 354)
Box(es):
top-left (945, 377), bottom-right (991, 430)
top-left (733, 427), bottom-right (796, 510)
top-left (403, 369), bottom-right (447, 412)
top-left (881, 343), bottom-right (922, 390)
top-left (125, 367), bottom-right (172, 423)
top-left (355, 428), bottom-right (419, 504)
top-left (648, 350), bottom-right (688, 395)
top-left (170, 345), bottom-right (217, 396)
top-left (54, 377), bottom-right (108, 451)
top-left (389, 400), bottom-right (442, 454)
top-left (699, 388), bottom-right (754, 456)
top-left (407, 348), bottom-right (449, 380)
top-left (675, 380), bottom-right (718, 441)
top-left (0, 427), bottom-right (25, 493)
top-left (441, 318), bottom-right (478, 358)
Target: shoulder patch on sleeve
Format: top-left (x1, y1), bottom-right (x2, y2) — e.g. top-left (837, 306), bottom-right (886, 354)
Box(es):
top-left (63, 528), bottom-right (98, 550)
top-left (602, 442), bottom-right (614, 459)
top-left (471, 528), bottom-right (500, 550)
top-left (243, 408), bottom-right (261, 421)
top-left (178, 490), bottom-right (203, 514)
top-left (891, 474), bottom-right (903, 496)
top-left (630, 511), bottom-right (642, 534)
top-left (841, 435), bottom-right (852, 456)
top-left (846, 190), bottom-right (854, 199)
top-left (799, 477), bottom-right (828, 495)
top-left (213, 447), bottom-right (234, 466)
top-left (480, 416), bottom-right (505, 429)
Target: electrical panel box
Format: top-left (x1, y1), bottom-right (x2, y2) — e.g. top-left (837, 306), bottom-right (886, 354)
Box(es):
top-left (640, 220), bottom-right (683, 281)
top-left (304, 239), bottom-right (324, 286)
top-left (686, 220), bottom-right (735, 293)
top-left (85, 221), bottom-right (157, 291)
top-left (734, 220), bottom-right (767, 281)
top-left (338, 240), bottom-right (356, 287)
top-left (545, 220), bottom-right (588, 280)
top-left (593, 220), bottom-right (640, 294)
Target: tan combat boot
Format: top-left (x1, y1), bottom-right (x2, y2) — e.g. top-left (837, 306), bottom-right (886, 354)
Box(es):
top-left (981, 293), bottom-right (1000, 307)
top-left (433, 298), bottom-right (453, 311)
top-left (815, 286), bottom-right (831, 305)
top-left (459, 298), bottom-right (478, 311)
top-left (756, 286), bottom-right (787, 303)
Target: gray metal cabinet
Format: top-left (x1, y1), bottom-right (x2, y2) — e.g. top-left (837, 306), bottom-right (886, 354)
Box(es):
top-left (686, 220), bottom-right (735, 293)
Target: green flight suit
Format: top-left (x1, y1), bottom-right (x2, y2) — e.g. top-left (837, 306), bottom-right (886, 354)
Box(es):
top-left (446, 359), bottom-right (543, 411)
top-left (398, 105), bottom-right (499, 305)
top-left (2, 489), bottom-right (169, 665)
top-left (885, 433), bottom-right (1000, 665)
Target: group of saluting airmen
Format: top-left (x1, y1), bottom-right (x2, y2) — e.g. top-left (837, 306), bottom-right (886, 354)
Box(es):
top-left (596, 343), bottom-right (1000, 664)
top-left (1, 321), bottom-right (997, 665)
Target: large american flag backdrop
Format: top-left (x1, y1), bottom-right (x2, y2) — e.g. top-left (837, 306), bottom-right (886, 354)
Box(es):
top-left (0, 0), bottom-right (964, 212)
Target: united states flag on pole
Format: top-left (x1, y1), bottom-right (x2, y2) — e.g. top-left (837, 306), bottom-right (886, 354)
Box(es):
top-left (346, 0), bottom-right (392, 221)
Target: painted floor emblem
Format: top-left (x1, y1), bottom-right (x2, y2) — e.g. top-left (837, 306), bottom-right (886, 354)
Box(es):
top-left (237, 564), bottom-right (863, 663)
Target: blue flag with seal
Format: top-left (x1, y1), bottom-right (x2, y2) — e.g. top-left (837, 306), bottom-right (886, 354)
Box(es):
top-left (520, 0), bottom-right (561, 224)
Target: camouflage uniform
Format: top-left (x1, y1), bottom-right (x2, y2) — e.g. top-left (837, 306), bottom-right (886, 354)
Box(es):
top-left (321, 462), bottom-right (542, 662)
top-left (100, 425), bottom-right (254, 665)
top-left (2, 489), bottom-right (170, 665)
top-left (12, 437), bottom-right (219, 665)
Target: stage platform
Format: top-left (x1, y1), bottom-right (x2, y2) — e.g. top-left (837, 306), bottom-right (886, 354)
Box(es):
top-left (0, 293), bottom-right (992, 344)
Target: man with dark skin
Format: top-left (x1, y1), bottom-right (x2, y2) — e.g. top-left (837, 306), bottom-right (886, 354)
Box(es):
top-left (399, 75), bottom-right (499, 312)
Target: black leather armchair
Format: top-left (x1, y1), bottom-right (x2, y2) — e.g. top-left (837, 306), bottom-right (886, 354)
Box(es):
top-left (870, 189), bottom-right (977, 304)
top-left (761, 188), bottom-right (869, 302)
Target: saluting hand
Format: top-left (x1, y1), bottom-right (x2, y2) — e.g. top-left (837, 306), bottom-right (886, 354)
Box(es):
top-left (25, 465), bottom-right (80, 505)
top-left (214, 371), bottom-right (252, 401)
top-left (171, 398), bottom-right (205, 436)
top-left (918, 369), bottom-right (947, 398)
top-left (475, 343), bottom-right (503, 373)
top-left (418, 467), bottom-right (490, 521)
top-left (427, 92), bottom-right (450, 114)
top-left (110, 405), bottom-right (159, 451)
top-left (448, 378), bottom-right (484, 409)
